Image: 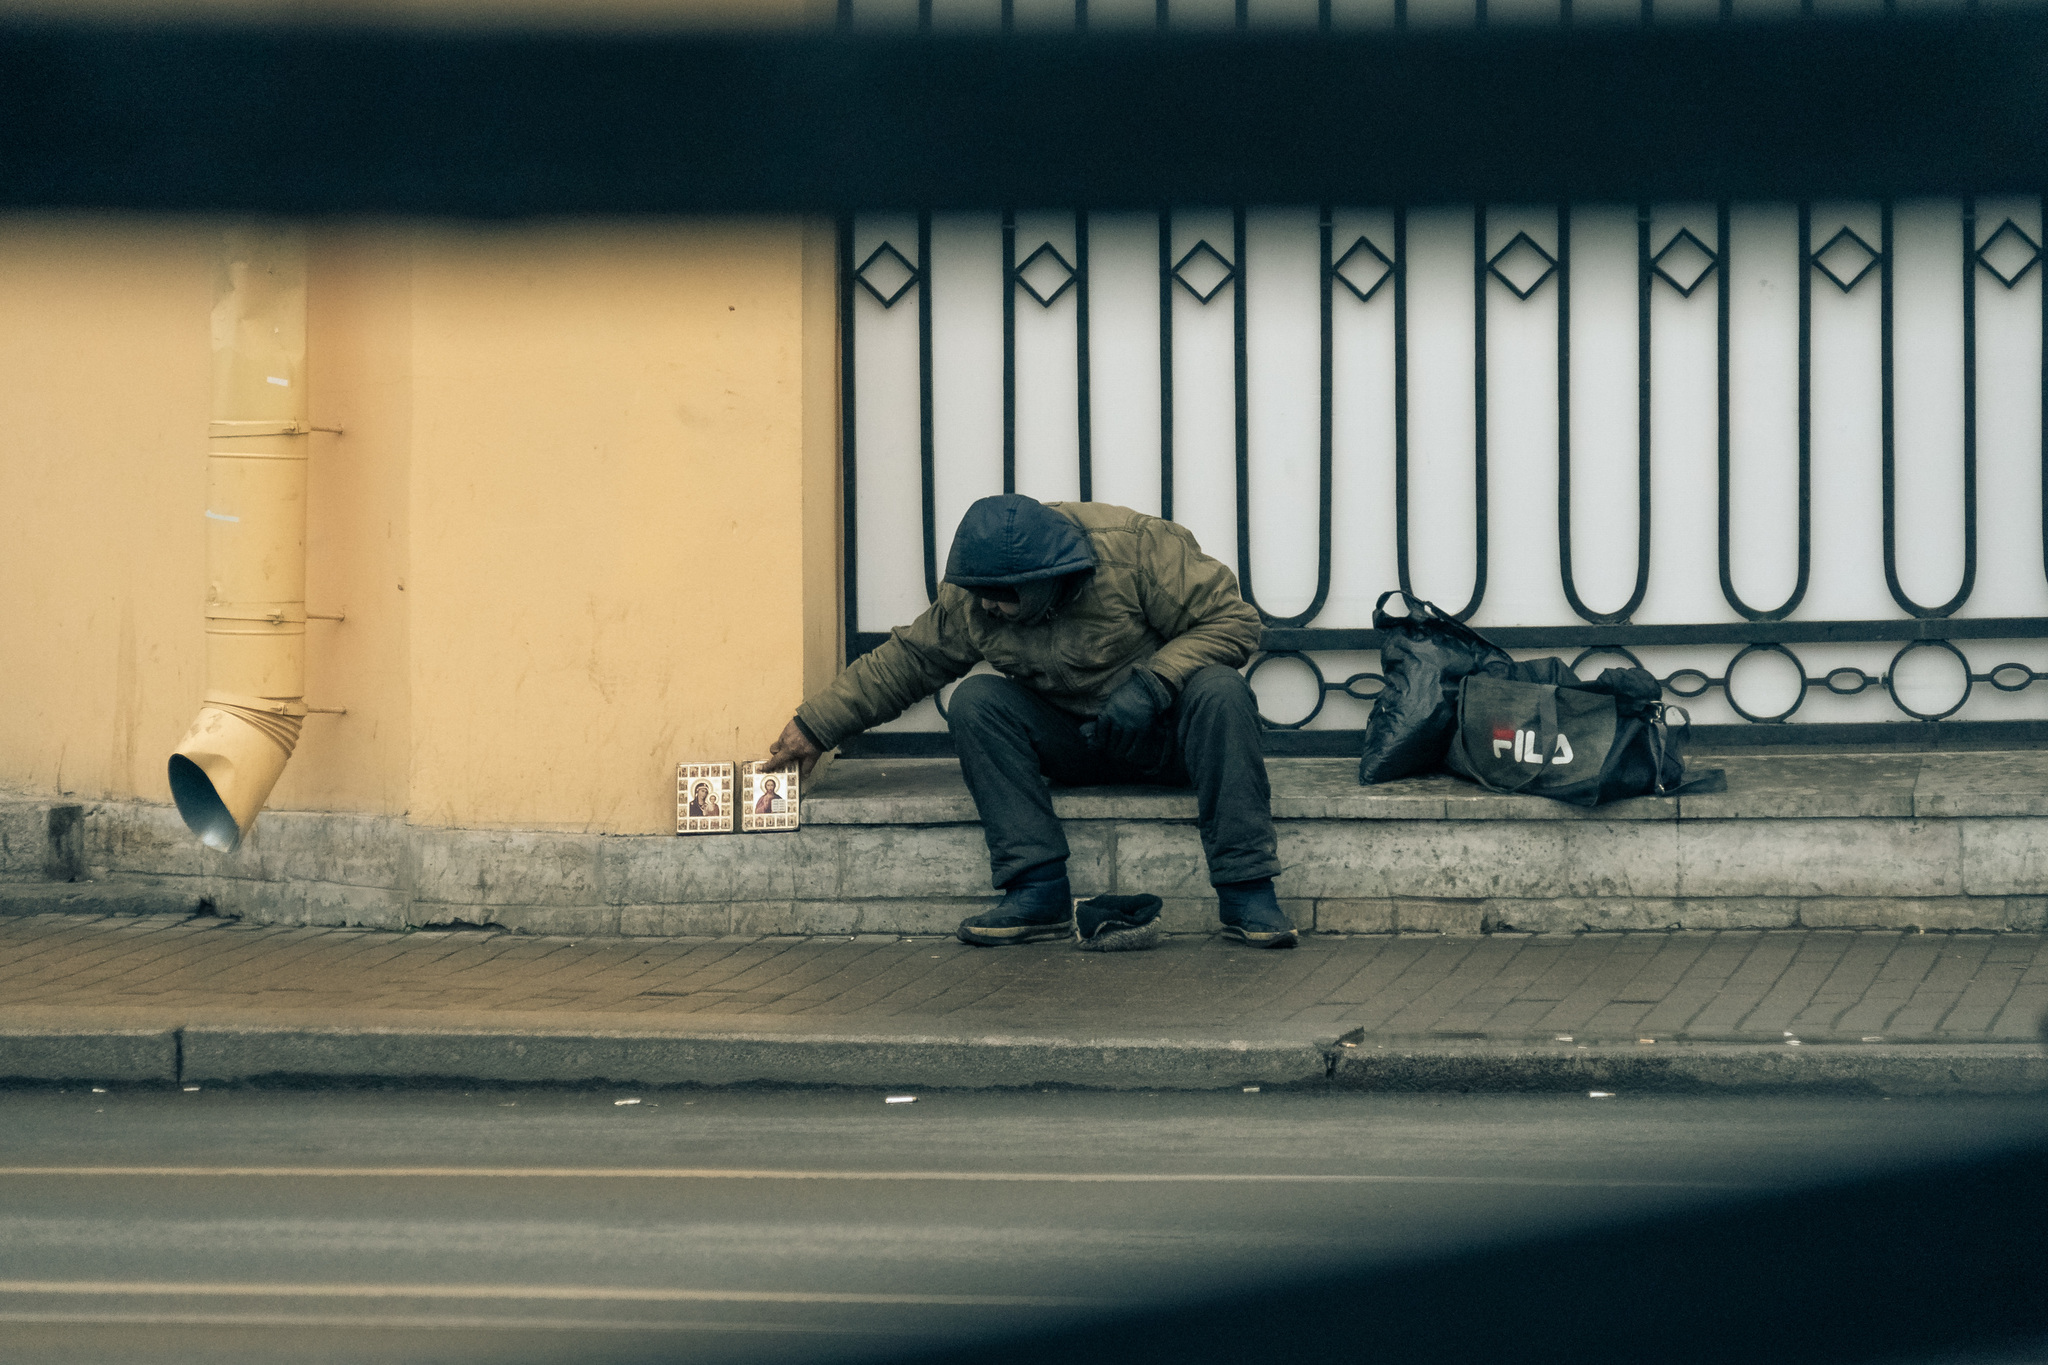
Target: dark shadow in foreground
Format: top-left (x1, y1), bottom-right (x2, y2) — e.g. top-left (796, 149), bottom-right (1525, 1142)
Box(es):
top-left (902, 1140), bottom-right (2048, 1365)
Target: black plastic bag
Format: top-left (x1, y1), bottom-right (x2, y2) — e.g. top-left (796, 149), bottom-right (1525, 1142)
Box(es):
top-left (1357, 592), bottom-right (1513, 785)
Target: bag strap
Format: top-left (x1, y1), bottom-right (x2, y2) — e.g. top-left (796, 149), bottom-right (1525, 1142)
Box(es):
top-left (1661, 703), bottom-right (1691, 745)
top-left (1374, 590), bottom-right (1512, 660)
top-left (1648, 714), bottom-right (1674, 796)
top-left (1645, 704), bottom-right (1721, 796)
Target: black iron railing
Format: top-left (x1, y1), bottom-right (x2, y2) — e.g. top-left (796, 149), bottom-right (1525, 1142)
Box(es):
top-left (837, 0), bottom-right (2048, 750)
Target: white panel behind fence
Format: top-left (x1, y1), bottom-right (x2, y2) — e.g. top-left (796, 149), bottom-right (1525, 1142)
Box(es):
top-left (841, 0), bottom-right (2048, 738)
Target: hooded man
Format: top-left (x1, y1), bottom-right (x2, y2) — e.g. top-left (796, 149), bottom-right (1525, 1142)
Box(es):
top-left (765, 495), bottom-right (1293, 949)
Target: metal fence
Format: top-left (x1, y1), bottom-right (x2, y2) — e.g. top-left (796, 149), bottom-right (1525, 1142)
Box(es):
top-left (838, 0), bottom-right (2048, 749)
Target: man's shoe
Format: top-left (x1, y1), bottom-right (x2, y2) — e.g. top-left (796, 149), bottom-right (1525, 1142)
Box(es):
top-left (1216, 879), bottom-right (1297, 949)
top-left (1073, 894), bottom-right (1164, 952)
top-left (957, 878), bottom-right (1073, 946)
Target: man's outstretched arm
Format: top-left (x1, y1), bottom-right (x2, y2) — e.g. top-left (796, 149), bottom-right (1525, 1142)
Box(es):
top-left (765, 590), bottom-right (980, 776)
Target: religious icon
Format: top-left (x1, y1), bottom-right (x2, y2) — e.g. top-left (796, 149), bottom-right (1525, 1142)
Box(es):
top-left (741, 760), bottom-right (800, 832)
top-left (675, 762), bottom-right (735, 835)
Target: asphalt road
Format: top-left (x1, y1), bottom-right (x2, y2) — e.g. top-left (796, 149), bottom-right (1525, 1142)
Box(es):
top-left (2, 1085), bottom-right (2046, 1365)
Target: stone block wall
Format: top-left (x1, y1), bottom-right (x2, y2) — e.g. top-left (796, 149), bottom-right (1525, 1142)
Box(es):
top-left (3, 753), bottom-right (2045, 935)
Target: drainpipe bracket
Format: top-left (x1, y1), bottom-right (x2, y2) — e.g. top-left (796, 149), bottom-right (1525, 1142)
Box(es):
top-left (204, 605), bottom-right (307, 626)
top-left (203, 691), bottom-right (308, 719)
top-left (209, 420), bottom-right (316, 438)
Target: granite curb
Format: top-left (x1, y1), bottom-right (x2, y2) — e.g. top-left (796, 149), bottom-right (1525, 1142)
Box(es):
top-left (4, 1015), bottom-right (2043, 1095)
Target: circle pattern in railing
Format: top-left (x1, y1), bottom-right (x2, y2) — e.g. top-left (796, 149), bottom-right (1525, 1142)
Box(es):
top-left (1244, 642), bottom-right (2048, 730)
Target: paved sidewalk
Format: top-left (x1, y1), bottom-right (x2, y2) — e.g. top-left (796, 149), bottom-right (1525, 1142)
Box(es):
top-left (2, 912), bottom-right (2045, 1093)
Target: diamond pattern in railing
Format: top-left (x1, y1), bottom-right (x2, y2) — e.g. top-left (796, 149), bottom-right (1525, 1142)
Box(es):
top-left (1810, 226), bottom-right (1882, 294)
top-left (1333, 235), bottom-right (1394, 303)
top-left (1488, 232), bottom-right (1558, 301)
top-left (855, 241), bottom-right (920, 308)
top-left (1015, 242), bottom-right (1078, 307)
top-left (1976, 218), bottom-right (2042, 290)
top-left (1171, 240), bottom-right (1236, 304)
top-left (1652, 228), bottom-right (1719, 298)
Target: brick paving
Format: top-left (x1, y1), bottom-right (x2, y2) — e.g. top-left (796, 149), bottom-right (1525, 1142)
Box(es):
top-left (1, 913), bottom-right (2044, 1044)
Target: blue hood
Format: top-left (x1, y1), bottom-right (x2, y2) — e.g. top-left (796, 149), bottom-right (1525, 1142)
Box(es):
top-left (942, 495), bottom-right (1098, 588)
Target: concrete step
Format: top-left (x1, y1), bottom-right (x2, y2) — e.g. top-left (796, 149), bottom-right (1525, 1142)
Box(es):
top-left (4, 749), bottom-right (2047, 936)
top-left (0, 879), bottom-right (206, 917)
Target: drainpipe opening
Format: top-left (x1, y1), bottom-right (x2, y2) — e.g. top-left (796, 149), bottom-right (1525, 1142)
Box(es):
top-left (169, 755), bottom-right (240, 852)
top-left (169, 696), bottom-right (303, 852)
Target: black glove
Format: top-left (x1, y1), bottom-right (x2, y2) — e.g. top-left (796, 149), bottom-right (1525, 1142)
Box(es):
top-left (1089, 670), bottom-right (1174, 766)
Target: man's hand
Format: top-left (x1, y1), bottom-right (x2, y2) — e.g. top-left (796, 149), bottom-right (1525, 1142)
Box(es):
top-left (1088, 670), bottom-right (1174, 767)
top-left (766, 717), bottom-right (825, 781)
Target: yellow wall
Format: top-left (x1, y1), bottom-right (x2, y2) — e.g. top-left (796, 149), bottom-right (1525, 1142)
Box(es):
top-left (401, 218), bottom-right (831, 831)
top-left (0, 215), bottom-right (213, 803)
top-left (1, 212), bottom-right (840, 835)
top-left (277, 226), bottom-right (417, 817)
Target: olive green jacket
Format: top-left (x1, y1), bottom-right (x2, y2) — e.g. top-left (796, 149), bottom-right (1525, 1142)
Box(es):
top-left (796, 502), bottom-right (1263, 749)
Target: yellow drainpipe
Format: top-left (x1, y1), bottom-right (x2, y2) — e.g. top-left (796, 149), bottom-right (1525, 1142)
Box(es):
top-left (168, 226), bottom-right (310, 851)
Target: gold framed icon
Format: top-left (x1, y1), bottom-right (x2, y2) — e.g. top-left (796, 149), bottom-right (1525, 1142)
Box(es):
top-left (676, 762), bottom-right (735, 835)
top-left (740, 761), bottom-right (800, 832)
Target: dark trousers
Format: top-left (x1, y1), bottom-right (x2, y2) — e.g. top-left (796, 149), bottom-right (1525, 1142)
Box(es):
top-left (947, 665), bottom-right (1281, 890)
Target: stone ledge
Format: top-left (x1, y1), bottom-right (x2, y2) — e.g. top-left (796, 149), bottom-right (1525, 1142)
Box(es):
top-left (801, 751), bottom-right (2048, 824)
top-left (0, 878), bottom-right (210, 917)
top-left (2, 746), bottom-right (2044, 937)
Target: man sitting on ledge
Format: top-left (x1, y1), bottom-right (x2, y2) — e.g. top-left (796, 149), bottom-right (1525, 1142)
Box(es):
top-left (766, 494), bottom-right (1295, 949)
